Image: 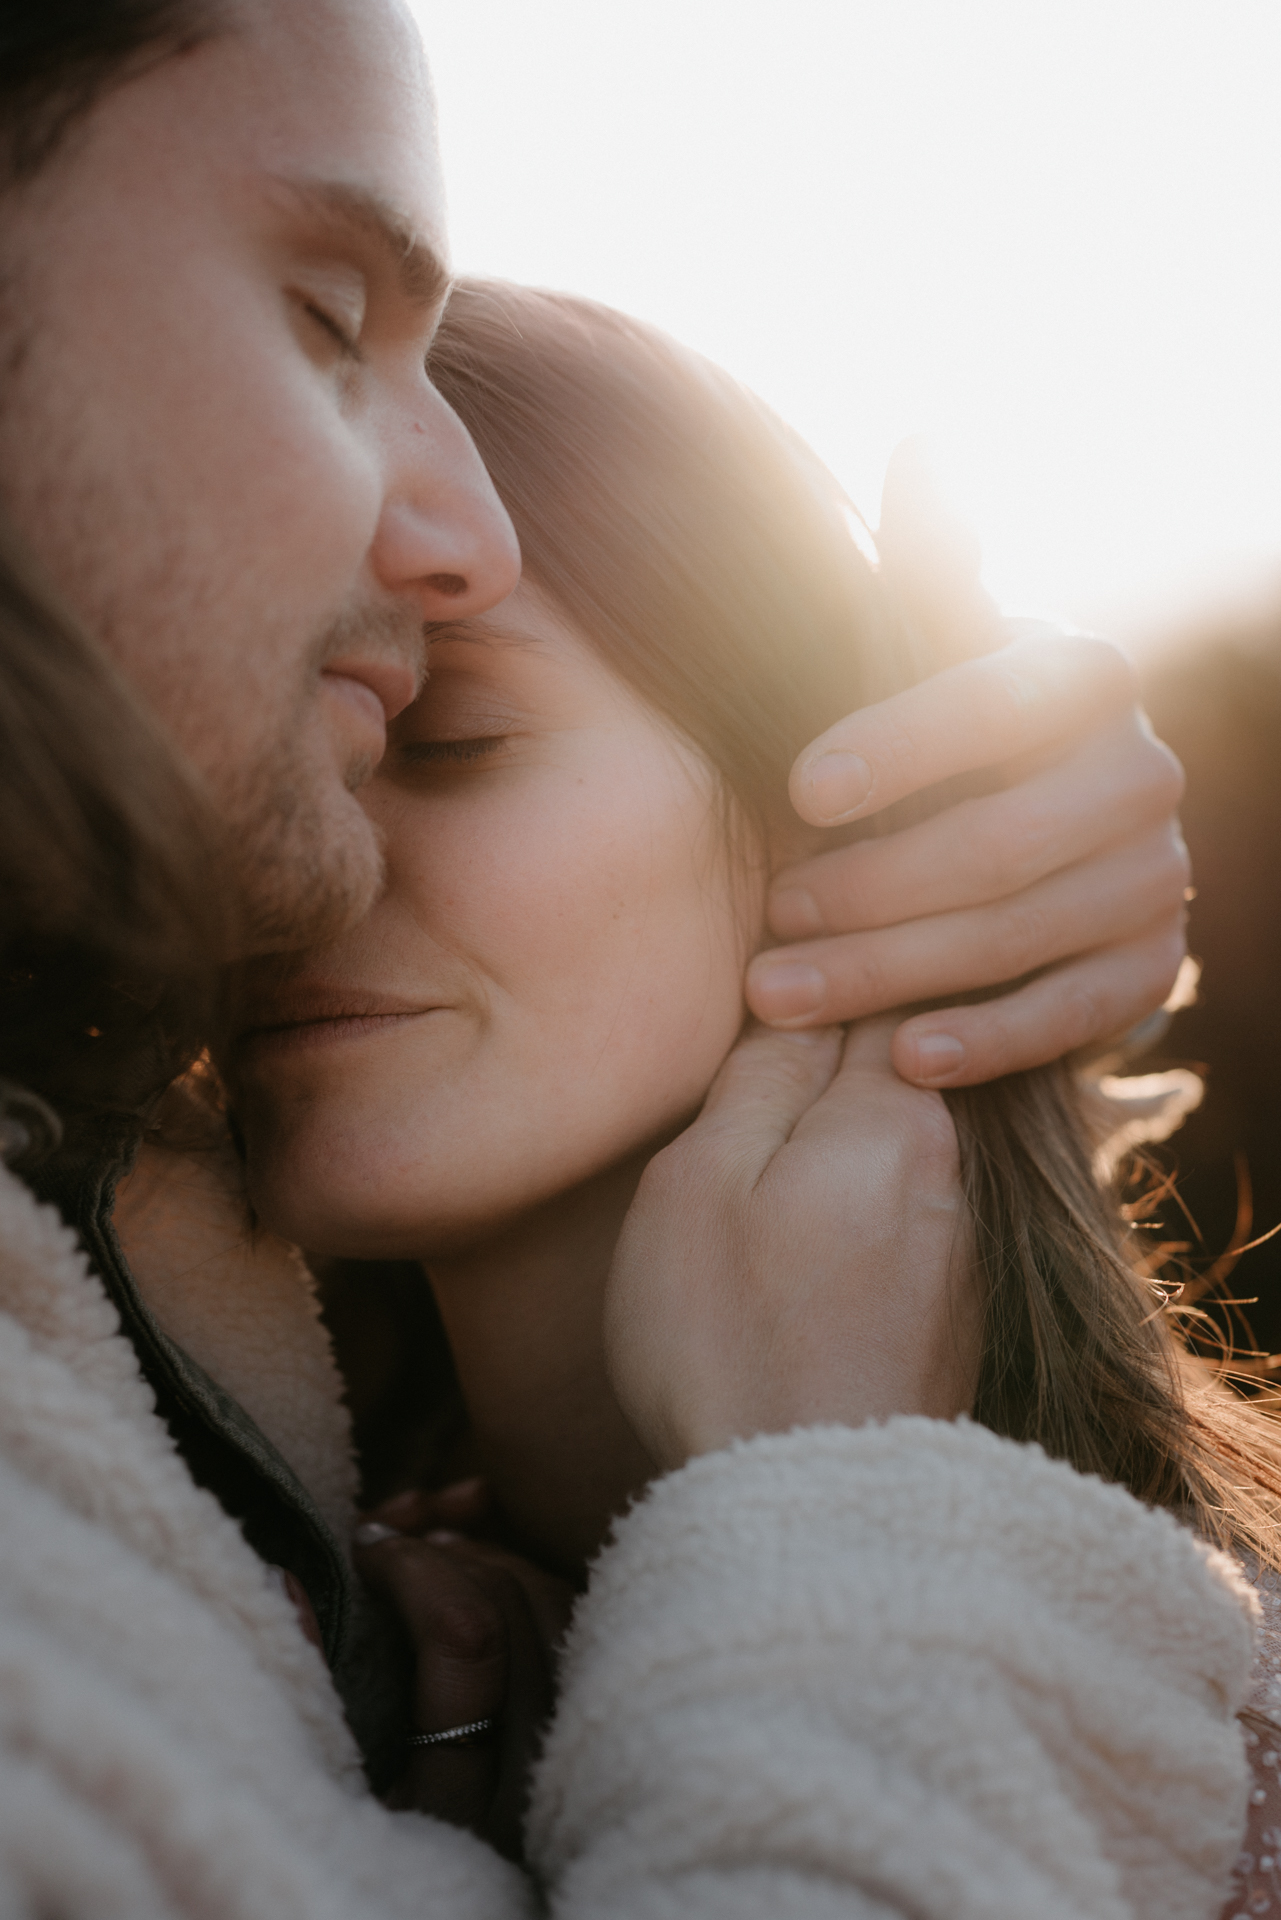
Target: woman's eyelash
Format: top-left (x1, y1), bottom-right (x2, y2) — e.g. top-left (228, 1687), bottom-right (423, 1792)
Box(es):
top-left (400, 736), bottom-right (508, 765)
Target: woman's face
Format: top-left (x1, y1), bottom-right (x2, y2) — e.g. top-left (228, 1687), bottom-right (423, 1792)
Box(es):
top-left (228, 586), bottom-right (766, 1257)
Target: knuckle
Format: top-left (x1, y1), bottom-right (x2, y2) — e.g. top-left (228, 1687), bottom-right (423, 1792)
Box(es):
top-left (425, 1590), bottom-right (504, 1663)
top-left (998, 635), bottom-right (1134, 726)
top-left (1084, 636), bottom-right (1138, 704)
top-left (1167, 830), bottom-right (1193, 893)
top-left (996, 897), bottom-right (1055, 976)
top-left (1111, 821), bottom-right (1189, 909)
top-left (1145, 918), bottom-right (1189, 996)
top-left (842, 941), bottom-right (895, 1013)
top-left (936, 802), bottom-right (1011, 899)
top-left (639, 1130), bottom-right (732, 1219)
top-left (909, 1091), bottom-right (961, 1178)
top-left (1138, 825), bottom-right (1191, 895)
top-left (815, 839), bottom-right (886, 925)
top-left (994, 802), bottom-right (1057, 892)
top-left (976, 779), bottom-right (1085, 899)
top-left (636, 1131), bottom-right (701, 1204)
top-left (867, 712), bottom-right (921, 794)
top-left (1121, 829), bottom-right (1191, 915)
top-left (988, 657), bottom-right (1046, 728)
top-left (754, 1038), bottom-right (829, 1092)
top-left (1037, 634), bottom-right (1136, 716)
top-left (1059, 977), bottom-right (1105, 1052)
top-left (1140, 731), bottom-right (1186, 808)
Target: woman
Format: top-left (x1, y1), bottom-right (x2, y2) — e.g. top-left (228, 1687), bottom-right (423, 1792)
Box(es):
top-left (221, 282), bottom-right (1271, 1913)
top-left (0, 519), bottom-right (1011, 1920)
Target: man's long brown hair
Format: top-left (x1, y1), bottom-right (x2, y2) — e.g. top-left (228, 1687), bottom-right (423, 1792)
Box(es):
top-left (429, 278), bottom-right (1281, 1563)
top-left (0, 0), bottom-right (224, 181)
top-left (0, 525), bottom-right (224, 1145)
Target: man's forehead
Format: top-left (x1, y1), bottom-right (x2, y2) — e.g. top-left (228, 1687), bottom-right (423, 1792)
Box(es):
top-left (243, 0), bottom-right (447, 252)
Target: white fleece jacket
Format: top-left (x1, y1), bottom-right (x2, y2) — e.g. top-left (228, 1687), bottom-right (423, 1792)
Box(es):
top-left (0, 1158), bottom-right (1259, 1920)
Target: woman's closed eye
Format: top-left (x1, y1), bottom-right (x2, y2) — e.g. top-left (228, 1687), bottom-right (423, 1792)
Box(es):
top-left (397, 734), bottom-right (510, 767)
top-left (390, 657), bottom-right (540, 772)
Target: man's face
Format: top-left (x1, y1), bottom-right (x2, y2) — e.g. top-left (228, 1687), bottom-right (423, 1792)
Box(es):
top-left (0, 0), bottom-right (520, 948)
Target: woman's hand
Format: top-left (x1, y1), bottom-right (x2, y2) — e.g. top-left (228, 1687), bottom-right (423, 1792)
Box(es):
top-left (745, 443), bottom-right (1188, 1089)
top-left (354, 1484), bottom-right (574, 1862)
top-left (604, 1017), bottom-right (979, 1471)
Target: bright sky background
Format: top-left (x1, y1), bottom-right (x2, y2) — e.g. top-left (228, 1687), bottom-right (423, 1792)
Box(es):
top-left (413, 0), bottom-right (1281, 649)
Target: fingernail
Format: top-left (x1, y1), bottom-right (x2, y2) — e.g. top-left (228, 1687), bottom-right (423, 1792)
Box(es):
top-left (768, 886), bottom-right (824, 938)
top-left (353, 1520), bottom-right (401, 1546)
top-left (797, 751), bottom-right (873, 824)
top-left (748, 959), bottom-right (826, 1021)
top-left (441, 1476), bottom-right (485, 1499)
top-left (425, 1529), bottom-right (463, 1546)
top-left (905, 1033), bottom-right (965, 1085)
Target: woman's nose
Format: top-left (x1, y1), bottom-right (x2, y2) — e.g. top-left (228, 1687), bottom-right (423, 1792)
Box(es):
top-left (371, 385), bottom-right (521, 618)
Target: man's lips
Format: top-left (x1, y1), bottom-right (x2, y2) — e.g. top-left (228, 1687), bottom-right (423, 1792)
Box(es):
top-left (323, 655), bottom-right (420, 723)
top-left (234, 990), bottom-right (442, 1055)
top-left (321, 655), bottom-right (420, 766)
top-left (321, 671), bottom-right (387, 744)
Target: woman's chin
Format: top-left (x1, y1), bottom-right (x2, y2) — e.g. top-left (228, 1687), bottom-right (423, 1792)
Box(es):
top-left (241, 1094), bottom-right (713, 1264)
top-left (253, 1195), bottom-right (437, 1264)
top-left (243, 1160), bottom-right (397, 1260)
top-left (245, 1159), bottom-right (529, 1263)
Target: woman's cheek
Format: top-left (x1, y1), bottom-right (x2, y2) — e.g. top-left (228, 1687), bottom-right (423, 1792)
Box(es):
top-left (408, 742), bottom-right (750, 1151)
top-left (429, 765), bottom-right (630, 970)
top-left (537, 807), bottom-right (750, 1105)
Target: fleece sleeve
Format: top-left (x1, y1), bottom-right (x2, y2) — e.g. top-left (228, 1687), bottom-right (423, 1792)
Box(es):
top-left (530, 1418), bottom-right (1256, 1920)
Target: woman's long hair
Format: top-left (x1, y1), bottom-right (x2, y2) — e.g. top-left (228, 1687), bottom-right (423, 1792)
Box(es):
top-left (429, 278), bottom-right (1281, 1563)
top-left (0, 524), bottom-right (225, 1152)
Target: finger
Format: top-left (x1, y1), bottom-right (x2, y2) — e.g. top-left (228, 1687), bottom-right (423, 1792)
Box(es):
top-left (785, 1014), bottom-right (952, 1150)
top-left (371, 1536), bottom-right (557, 1858)
top-left (484, 1568), bottom-right (557, 1860)
top-left (362, 1477), bottom-right (491, 1536)
top-left (769, 719), bottom-right (1185, 939)
top-left (832, 1011), bottom-right (901, 1072)
top-left (417, 1535), bottom-right (575, 1658)
top-left (747, 822), bottom-right (1189, 1029)
top-left (684, 1024), bottom-right (843, 1172)
top-left (356, 1535), bottom-right (508, 1727)
top-left (890, 914), bottom-right (1189, 1087)
top-left (356, 1535), bottom-right (506, 1827)
top-left (788, 633), bottom-right (1137, 827)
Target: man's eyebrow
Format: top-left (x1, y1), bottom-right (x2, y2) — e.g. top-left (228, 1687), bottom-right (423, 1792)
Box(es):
top-left (271, 177), bottom-right (451, 309)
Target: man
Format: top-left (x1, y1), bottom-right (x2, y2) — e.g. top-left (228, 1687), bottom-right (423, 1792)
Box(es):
top-left (0, 2), bottom-right (1186, 1067)
top-left (0, 3), bottom-right (1244, 1916)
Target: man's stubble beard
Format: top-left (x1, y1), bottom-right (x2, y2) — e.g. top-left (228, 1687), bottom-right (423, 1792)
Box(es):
top-left (0, 304), bottom-right (387, 959)
top-left (217, 727), bottom-right (385, 954)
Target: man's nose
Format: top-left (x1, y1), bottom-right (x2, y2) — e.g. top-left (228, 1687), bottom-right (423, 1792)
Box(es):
top-left (371, 384), bottom-right (521, 619)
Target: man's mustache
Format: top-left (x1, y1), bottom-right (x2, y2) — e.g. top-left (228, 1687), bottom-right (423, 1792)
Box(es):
top-left (314, 600), bottom-right (429, 701)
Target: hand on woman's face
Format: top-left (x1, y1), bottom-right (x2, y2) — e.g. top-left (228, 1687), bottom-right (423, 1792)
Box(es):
top-left (227, 587), bottom-right (764, 1257)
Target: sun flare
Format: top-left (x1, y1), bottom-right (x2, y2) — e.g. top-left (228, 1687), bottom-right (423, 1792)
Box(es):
top-left (415, 0), bottom-right (1281, 651)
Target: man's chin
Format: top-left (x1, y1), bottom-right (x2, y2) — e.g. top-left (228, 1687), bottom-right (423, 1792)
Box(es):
top-left (229, 792), bottom-right (384, 959)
